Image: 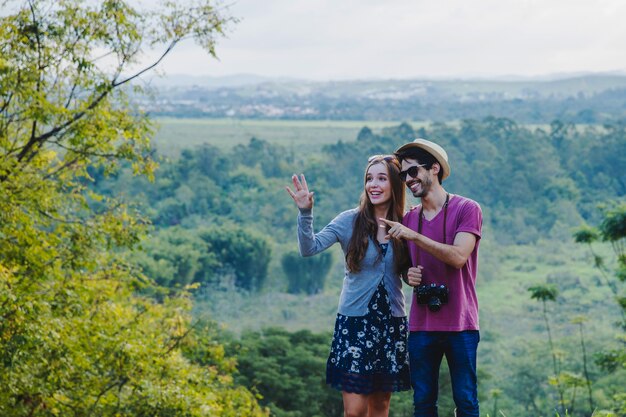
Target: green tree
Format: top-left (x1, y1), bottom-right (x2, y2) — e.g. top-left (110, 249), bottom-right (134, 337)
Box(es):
top-left (570, 315), bottom-right (594, 414)
top-left (0, 1), bottom-right (266, 415)
top-left (233, 137), bottom-right (293, 178)
top-left (135, 225), bottom-right (271, 291)
top-left (573, 203), bottom-right (626, 414)
top-left (199, 225), bottom-right (272, 291)
top-left (228, 327), bottom-right (342, 417)
top-left (281, 250), bottom-right (333, 295)
top-left (529, 284), bottom-right (566, 414)
top-left (134, 226), bottom-right (221, 288)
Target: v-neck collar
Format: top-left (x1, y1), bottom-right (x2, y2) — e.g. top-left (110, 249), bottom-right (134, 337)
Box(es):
top-left (421, 194), bottom-right (452, 222)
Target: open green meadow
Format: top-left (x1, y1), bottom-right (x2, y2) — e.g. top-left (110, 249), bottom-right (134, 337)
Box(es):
top-left (152, 117), bottom-right (413, 156)
top-left (195, 239), bottom-right (618, 340)
top-left (151, 118), bottom-right (566, 157)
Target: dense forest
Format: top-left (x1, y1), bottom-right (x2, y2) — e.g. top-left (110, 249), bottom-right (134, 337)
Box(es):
top-left (95, 117), bottom-right (625, 250)
top-left (91, 118), bottom-right (626, 416)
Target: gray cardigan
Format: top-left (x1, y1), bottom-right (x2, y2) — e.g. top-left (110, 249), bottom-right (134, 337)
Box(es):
top-left (297, 208), bottom-right (407, 317)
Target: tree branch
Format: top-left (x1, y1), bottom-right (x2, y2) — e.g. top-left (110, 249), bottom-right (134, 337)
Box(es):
top-left (14, 84), bottom-right (113, 163)
top-left (113, 39), bottom-right (179, 88)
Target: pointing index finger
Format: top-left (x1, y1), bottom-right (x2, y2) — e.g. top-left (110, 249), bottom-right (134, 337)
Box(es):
top-left (379, 218), bottom-right (394, 226)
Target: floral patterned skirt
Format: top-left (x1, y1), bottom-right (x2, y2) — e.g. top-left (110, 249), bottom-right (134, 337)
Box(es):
top-left (326, 281), bottom-right (411, 394)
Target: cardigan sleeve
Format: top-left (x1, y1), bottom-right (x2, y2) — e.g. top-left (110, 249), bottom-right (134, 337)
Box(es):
top-left (297, 209), bottom-right (353, 257)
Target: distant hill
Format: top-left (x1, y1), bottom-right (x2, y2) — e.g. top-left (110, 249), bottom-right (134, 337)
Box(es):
top-left (144, 73), bottom-right (301, 88)
top-left (138, 73), bottom-right (626, 123)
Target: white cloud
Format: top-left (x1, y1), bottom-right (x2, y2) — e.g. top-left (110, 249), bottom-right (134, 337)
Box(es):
top-left (149, 0), bottom-right (626, 79)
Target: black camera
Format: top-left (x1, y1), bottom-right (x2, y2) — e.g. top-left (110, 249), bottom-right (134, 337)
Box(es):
top-left (415, 283), bottom-right (449, 312)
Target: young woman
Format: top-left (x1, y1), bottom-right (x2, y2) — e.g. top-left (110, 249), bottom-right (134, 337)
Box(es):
top-left (286, 155), bottom-right (411, 417)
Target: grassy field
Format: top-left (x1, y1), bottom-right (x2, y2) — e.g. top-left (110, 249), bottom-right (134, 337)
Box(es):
top-left (150, 118), bottom-right (572, 158)
top-left (194, 238), bottom-right (618, 341)
top-left (151, 117), bottom-right (417, 156)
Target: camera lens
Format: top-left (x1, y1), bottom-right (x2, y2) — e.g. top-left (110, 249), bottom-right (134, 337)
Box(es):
top-left (428, 297), bottom-right (442, 312)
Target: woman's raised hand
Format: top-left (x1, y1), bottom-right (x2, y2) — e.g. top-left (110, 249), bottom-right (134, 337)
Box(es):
top-left (285, 174), bottom-right (314, 210)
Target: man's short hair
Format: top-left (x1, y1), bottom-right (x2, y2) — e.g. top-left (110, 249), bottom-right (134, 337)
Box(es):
top-left (396, 147), bottom-right (444, 184)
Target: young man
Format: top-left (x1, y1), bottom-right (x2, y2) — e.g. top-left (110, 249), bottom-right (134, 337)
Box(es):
top-left (380, 138), bottom-right (483, 417)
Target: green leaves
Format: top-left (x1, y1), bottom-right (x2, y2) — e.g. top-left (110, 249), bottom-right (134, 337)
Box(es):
top-left (599, 204), bottom-right (626, 243)
top-left (528, 284), bottom-right (558, 302)
top-left (572, 225), bottom-right (600, 244)
top-left (0, 1), bottom-right (268, 415)
top-left (282, 250), bottom-right (333, 295)
top-left (227, 328), bottom-right (341, 417)
top-left (198, 225), bottom-right (272, 291)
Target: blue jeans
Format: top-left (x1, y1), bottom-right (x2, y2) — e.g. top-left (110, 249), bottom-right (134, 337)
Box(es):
top-left (408, 331), bottom-right (480, 417)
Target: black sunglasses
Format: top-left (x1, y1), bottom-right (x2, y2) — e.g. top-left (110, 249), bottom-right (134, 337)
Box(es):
top-left (399, 164), bottom-right (425, 182)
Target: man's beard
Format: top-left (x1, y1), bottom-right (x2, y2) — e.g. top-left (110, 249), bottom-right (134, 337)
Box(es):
top-left (411, 177), bottom-right (432, 198)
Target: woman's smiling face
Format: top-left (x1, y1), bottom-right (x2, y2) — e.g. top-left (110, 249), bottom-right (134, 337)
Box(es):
top-left (365, 162), bottom-right (392, 206)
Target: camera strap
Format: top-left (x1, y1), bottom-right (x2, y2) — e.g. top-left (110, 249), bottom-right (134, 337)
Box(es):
top-left (416, 192), bottom-right (450, 266)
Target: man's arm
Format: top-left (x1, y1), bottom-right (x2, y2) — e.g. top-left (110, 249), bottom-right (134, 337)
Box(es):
top-left (410, 231), bottom-right (476, 269)
top-left (381, 218), bottom-right (477, 269)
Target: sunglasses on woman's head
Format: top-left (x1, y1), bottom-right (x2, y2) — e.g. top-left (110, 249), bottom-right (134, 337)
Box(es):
top-left (368, 154), bottom-right (394, 162)
top-left (368, 154), bottom-right (400, 168)
top-left (399, 164), bottom-right (426, 182)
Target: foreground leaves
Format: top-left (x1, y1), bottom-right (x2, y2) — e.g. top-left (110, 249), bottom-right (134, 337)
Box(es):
top-left (0, 1), bottom-right (265, 415)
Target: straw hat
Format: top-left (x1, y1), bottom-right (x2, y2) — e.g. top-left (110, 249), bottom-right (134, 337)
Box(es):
top-left (395, 138), bottom-right (450, 180)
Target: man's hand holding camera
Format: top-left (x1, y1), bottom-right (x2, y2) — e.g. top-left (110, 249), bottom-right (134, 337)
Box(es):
top-left (404, 266), bottom-right (423, 287)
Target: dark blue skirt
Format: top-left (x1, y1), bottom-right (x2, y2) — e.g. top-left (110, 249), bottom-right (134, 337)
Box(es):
top-left (326, 281), bottom-right (411, 394)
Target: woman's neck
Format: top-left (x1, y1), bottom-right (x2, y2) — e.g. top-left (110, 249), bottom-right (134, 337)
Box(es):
top-left (374, 204), bottom-right (391, 243)
top-left (374, 204), bottom-right (389, 220)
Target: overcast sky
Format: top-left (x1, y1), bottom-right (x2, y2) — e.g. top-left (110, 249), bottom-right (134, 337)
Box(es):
top-left (154, 0), bottom-right (626, 80)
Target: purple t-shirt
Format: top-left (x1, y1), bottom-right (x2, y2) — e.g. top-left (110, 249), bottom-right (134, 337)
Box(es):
top-left (402, 195), bottom-right (482, 331)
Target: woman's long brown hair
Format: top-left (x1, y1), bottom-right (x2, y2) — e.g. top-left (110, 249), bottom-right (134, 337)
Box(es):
top-left (345, 156), bottom-right (411, 274)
